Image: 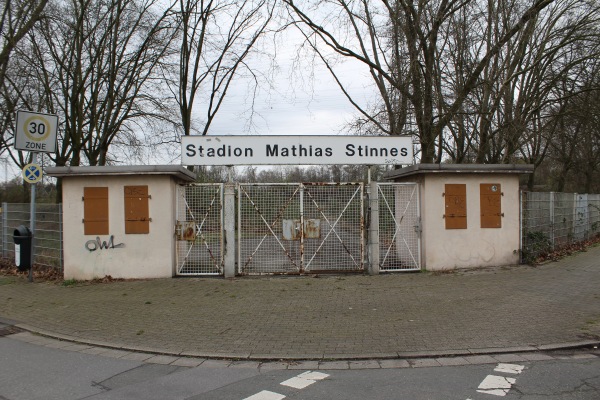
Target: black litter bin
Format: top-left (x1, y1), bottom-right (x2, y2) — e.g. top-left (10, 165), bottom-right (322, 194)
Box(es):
top-left (13, 225), bottom-right (32, 271)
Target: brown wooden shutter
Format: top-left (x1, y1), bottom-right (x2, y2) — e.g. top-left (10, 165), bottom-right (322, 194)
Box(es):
top-left (445, 184), bottom-right (467, 229)
top-left (124, 186), bottom-right (150, 234)
top-left (83, 187), bottom-right (109, 235)
top-left (480, 183), bottom-right (502, 228)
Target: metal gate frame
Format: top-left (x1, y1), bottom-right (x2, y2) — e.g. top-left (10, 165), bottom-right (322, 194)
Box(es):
top-left (175, 181), bottom-right (419, 276)
top-left (175, 183), bottom-right (224, 275)
top-left (376, 182), bottom-right (421, 271)
top-left (237, 183), bottom-right (364, 275)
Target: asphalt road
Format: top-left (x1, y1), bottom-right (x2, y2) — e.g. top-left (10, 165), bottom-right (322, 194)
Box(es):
top-left (1, 334), bottom-right (599, 400)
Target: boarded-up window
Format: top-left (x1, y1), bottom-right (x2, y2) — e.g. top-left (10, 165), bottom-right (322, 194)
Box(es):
top-left (445, 184), bottom-right (467, 229)
top-left (124, 186), bottom-right (150, 234)
top-left (480, 183), bottom-right (502, 228)
top-left (83, 187), bottom-right (109, 235)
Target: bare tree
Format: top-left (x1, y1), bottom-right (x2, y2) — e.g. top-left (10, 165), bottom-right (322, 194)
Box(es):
top-left (0, 0), bottom-right (49, 175)
top-left (423, 0), bottom-right (600, 192)
top-left (285, 0), bottom-right (554, 163)
top-left (2, 0), bottom-right (279, 194)
top-left (0, 22), bottom-right (55, 179)
top-left (23, 0), bottom-right (179, 169)
top-left (172, 0), bottom-right (276, 138)
top-left (546, 59), bottom-right (600, 192)
top-left (503, 0), bottom-right (600, 188)
top-left (0, 0), bottom-right (48, 90)
top-left (0, 0), bottom-right (181, 200)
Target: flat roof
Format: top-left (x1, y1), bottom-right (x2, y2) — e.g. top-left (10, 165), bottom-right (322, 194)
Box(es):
top-left (384, 163), bottom-right (534, 180)
top-left (46, 165), bottom-right (197, 182)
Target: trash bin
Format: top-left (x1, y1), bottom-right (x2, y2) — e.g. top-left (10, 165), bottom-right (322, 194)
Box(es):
top-left (13, 225), bottom-right (32, 272)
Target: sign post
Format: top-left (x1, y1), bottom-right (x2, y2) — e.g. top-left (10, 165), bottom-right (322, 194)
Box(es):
top-left (15, 111), bottom-right (58, 281)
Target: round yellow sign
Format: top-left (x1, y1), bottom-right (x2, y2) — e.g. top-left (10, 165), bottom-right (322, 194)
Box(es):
top-left (24, 116), bottom-right (52, 142)
top-left (22, 163), bottom-right (43, 184)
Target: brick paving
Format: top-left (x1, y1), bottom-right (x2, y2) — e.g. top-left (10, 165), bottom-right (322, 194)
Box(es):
top-left (0, 245), bottom-right (599, 360)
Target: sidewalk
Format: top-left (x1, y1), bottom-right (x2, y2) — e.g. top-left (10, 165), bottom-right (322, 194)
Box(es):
top-left (1, 245), bottom-right (599, 360)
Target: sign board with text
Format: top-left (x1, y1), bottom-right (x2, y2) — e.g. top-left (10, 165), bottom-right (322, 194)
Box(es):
top-left (182, 135), bottom-right (413, 166)
top-left (15, 110), bottom-right (58, 153)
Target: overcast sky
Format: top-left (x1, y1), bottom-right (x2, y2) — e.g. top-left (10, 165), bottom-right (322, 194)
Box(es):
top-left (206, 66), bottom-right (373, 137)
top-left (198, 27), bottom-right (376, 138)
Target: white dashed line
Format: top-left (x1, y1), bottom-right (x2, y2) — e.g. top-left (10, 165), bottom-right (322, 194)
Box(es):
top-left (243, 390), bottom-right (286, 400)
top-left (469, 364), bottom-right (525, 398)
top-left (243, 371), bottom-right (330, 399)
top-left (477, 375), bottom-right (517, 396)
top-left (296, 371), bottom-right (330, 381)
top-left (494, 363), bottom-right (525, 375)
top-left (279, 376), bottom-right (315, 389)
top-left (280, 371), bottom-right (330, 389)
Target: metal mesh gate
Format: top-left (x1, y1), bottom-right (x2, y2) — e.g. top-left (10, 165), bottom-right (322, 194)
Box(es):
top-left (175, 184), bottom-right (224, 275)
top-left (238, 183), bottom-right (364, 274)
top-left (304, 183), bottom-right (364, 272)
top-left (377, 183), bottom-right (421, 271)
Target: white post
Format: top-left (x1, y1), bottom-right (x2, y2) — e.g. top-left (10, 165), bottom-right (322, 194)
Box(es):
top-left (519, 190), bottom-right (524, 263)
top-left (368, 178), bottom-right (379, 275)
top-left (223, 183), bottom-right (236, 278)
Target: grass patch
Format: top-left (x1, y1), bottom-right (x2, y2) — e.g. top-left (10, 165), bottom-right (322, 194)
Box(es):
top-left (0, 277), bottom-right (16, 285)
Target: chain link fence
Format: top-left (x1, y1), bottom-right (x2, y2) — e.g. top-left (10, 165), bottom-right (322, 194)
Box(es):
top-left (1, 203), bottom-right (63, 270)
top-left (521, 192), bottom-right (600, 262)
top-left (2, 190), bottom-right (598, 273)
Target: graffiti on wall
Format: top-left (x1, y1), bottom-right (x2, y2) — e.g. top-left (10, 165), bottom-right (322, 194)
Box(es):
top-left (85, 236), bottom-right (125, 252)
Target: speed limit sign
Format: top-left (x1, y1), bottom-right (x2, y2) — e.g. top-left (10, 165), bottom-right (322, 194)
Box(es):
top-left (15, 110), bottom-right (58, 153)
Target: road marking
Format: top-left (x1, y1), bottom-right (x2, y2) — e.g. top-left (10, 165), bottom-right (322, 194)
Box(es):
top-left (280, 371), bottom-right (330, 389)
top-left (280, 376), bottom-right (315, 389)
top-left (468, 363), bottom-right (525, 398)
top-left (477, 375), bottom-right (517, 396)
top-left (244, 371), bottom-right (330, 399)
top-left (243, 390), bottom-right (286, 400)
top-left (494, 363), bottom-right (525, 374)
top-left (296, 371), bottom-right (330, 381)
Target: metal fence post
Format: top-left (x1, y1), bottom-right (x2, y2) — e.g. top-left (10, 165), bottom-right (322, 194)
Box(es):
top-left (299, 183), bottom-right (305, 273)
top-left (549, 192), bottom-right (555, 250)
top-left (2, 202), bottom-right (7, 258)
top-left (237, 184), bottom-right (241, 275)
top-left (368, 180), bottom-right (379, 275)
top-left (575, 192), bottom-right (579, 243)
top-left (223, 182), bottom-right (236, 278)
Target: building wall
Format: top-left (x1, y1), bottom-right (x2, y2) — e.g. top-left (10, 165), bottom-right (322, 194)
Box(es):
top-left (419, 174), bottom-right (520, 270)
top-left (61, 175), bottom-right (177, 280)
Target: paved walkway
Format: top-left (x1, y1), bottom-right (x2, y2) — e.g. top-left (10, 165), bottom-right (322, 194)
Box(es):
top-left (1, 246), bottom-right (599, 361)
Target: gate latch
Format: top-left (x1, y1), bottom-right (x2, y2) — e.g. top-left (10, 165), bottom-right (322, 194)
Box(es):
top-left (413, 217), bottom-right (422, 236)
top-left (176, 221), bottom-right (196, 241)
top-left (282, 219), bottom-right (321, 240)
